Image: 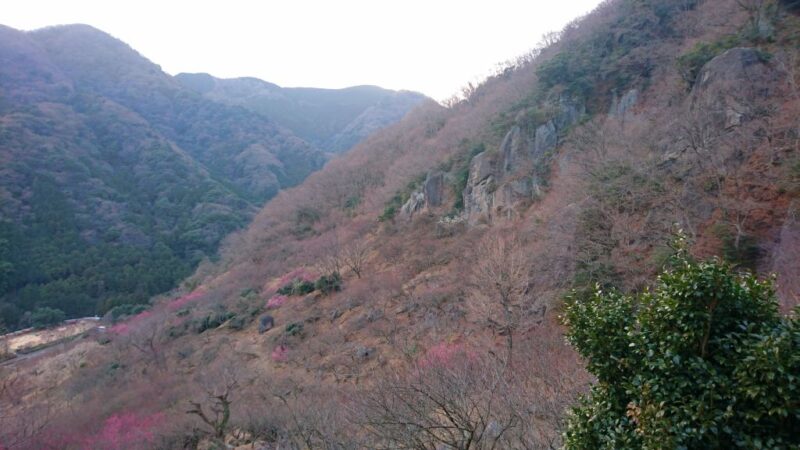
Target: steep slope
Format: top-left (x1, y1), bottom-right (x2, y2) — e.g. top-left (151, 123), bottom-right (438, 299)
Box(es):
top-left (175, 72), bottom-right (428, 153)
top-left (3, 1), bottom-right (799, 448)
top-left (0, 24), bottom-right (326, 328)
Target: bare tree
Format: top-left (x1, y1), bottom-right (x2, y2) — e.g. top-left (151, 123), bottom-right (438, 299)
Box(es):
top-left (568, 117), bottom-right (612, 178)
top-left (469, 234), bottom-right (532, 368)
top-left (247, 380), bottom-right (355, 450)
top-left (0, 368), bottom-right (51, 449)
top-left (675, 100), bottom-right (773, 261)
top-left (187, 376), bottom-right (238, 440)
top-left (343, 241), bottom-right (369, 279)
top-left (539, 30), bottom-right (562, 47)
top-left (317, 233), bottom-right (343, 277)
top-left (127, 321), bottom-right (168, 372)
top-left (355, 354), bottom-right (528, 450)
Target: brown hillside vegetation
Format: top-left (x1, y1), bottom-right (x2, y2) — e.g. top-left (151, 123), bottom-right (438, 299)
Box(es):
top-left (2, 0), bottom-right (799, 448)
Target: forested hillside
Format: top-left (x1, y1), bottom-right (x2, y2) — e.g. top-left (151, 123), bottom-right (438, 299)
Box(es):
top-left (2, 0), bottom-right (799, 449)
top-left (0, 23), bottom-right (406, 330)
top-left (0, 24), bottom-right (423, 330)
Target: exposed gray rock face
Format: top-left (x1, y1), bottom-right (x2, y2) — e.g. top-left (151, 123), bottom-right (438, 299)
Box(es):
top-left (553, 97), bottom-right (584, 131)
top-left (609, 89), bottom-right (638, 117)
top-left (423, 172), bottom-right (444, 207)
top-left (533, 97), bottom-right (585, 158)
top-left (695, 48), bottom-right (771, 89)
top-left (691, 48), bottom-right (781, 128)
top-left (400, 191), bottom-right (426, 217)
top-left (468, 151), bottom-right (494, 185)
top-left (462, 152), bottom-right (496, 224)
top-left (500, 126), bottom-right (529, 173)
top-left (534, 122), bottom-right (558, 157)
top-left (463, 97), bottom-right (583, 224)
top-left (494, 178), bottom-right (539, 220)
top-left (464, 177), bottom-right (496, 224)
top-left (399, 171), bottom-right (446, 218)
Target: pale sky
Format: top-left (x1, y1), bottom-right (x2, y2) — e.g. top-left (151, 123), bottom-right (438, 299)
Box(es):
top-left (4, 0), bottom-right (603, 100)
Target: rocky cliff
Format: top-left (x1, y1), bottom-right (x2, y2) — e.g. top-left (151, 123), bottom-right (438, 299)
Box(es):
top-left (462, 97), bottom-right (585, 224)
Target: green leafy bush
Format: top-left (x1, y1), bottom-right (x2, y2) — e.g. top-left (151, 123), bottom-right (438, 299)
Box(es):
top-left (190, 311), bottom-right (235, 334)
top-left (227, 316), bottom-right (247, 331)
top-left (277, 279), bottom-right (316, 296)
top-left (378, 203), bottom-right (400, 222)
top-left (285, 322), bottom-right (304, 337)
top-left (536, 0), bottom-right (695, 107)
top-left (315, 272), bottom-right (342, 295)
top-left (563, 249), bottom-right (800, 449)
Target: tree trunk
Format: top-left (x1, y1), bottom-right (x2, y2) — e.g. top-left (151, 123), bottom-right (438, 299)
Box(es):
top-left (505, 328), bottom-right (513, 372)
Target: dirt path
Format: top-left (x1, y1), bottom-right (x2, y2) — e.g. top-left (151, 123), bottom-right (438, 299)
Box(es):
top-left (0, 318), bottom-right (101, 366)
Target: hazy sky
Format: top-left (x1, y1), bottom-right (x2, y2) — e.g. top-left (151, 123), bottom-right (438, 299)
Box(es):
top-left (5, 0), bottom-right (603, 100)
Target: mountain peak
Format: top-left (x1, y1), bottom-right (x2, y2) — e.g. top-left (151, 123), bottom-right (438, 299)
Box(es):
top-left (28, 23), bottom-right (165, 84)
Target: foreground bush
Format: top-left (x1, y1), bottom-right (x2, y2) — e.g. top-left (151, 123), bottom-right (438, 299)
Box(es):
top-left (563, 250), bottom-right (800, 449)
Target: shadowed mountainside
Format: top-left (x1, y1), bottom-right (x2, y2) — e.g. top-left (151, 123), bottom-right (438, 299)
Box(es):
top-left (0, 24), bottom-right (392, 328)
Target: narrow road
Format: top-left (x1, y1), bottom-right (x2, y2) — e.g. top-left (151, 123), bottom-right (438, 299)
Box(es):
top-left (0, 317), bottom-right (102, 367)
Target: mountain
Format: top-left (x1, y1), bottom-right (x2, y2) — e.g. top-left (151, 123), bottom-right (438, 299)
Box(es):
top-left (175, 72), bottom-right (428, 154)
top-left (0, 24), bottom-right (331, 327)
top-left (3, 1), bottom-right (800, 448)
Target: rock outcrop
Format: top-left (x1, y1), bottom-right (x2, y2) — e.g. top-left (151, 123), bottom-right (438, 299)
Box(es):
top-left (463, 97), bottom-right (584, 224)
top-left (423, 172), bottom-right (444, 207)
top-left (609, 89), bottom-right (638, 117)
top-left (690, 48), bottom-right (782, 128)
top-left (400, 192), bottom-right (426, 217)
top-left (462, 151), bottom-right (496, 223)
top-left (400, 171), bottom-right (446, 218)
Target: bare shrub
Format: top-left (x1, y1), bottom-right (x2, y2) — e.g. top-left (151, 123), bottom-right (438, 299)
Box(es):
top-left (354, 351), bottom-right (557, 450)
top-left (0, 369), bottom-right (51, 449)
top-left (342, 241), bottom-right (370, 279)
top-left (469, 233), bottom-right (533, 367)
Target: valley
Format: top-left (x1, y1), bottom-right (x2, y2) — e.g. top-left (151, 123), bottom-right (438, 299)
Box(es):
top-left (1, 0), bottom-right (799, 449)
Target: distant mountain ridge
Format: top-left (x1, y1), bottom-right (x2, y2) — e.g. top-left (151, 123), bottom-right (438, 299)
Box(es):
top-left (175, 72), bottom-right (428, 153)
